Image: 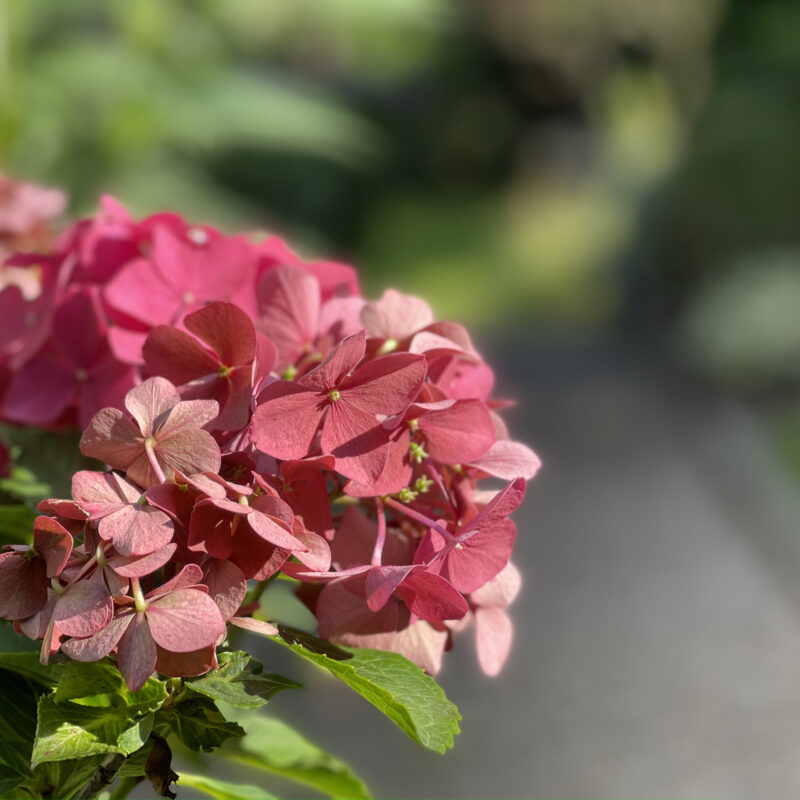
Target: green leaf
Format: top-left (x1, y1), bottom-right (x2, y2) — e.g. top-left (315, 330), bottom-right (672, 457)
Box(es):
top-left (22, 756), bottom-right (106, 800)
top-left (176, 772), bottom-right (278, 800)
top-left (32, 662), bottom-right (168, 766)
top-left (0, 740), bottom-right (33, 796)
top-left (0, 620), bottom-right (40, 653)
top-left (165, 696), bottom-right (244, 752)
top-left (31, 695), bottom-right (155, 765)
top-left (224, 715), bottom-right (371, 800)
top-left (0, 670), bottom-right (40, 745)
top-left (0, 652), bottom-right (61, 686)
top-left (0, 504), bottom-right (37, 546)
top-left (271, 640), bottom-right (461, 753)
top-left (186, 651), bottom-right (301, 709)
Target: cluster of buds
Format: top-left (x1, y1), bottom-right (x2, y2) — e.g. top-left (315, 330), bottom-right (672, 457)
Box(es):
top-left (0, 196), bottom-right (539, 689)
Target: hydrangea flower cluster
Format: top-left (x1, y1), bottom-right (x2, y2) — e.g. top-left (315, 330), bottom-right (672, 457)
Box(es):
top-left (0, 196), bottom-right (540, 690)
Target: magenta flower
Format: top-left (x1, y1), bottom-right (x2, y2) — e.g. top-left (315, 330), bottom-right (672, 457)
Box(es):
top-left (0, 517), bottom-right (72, 620)
top-left (62, 564), bottom-right (226, 691)
top-left (252, 331), bottom-right (426, 484)
top-left (80, 377), bottom-right (221, 488)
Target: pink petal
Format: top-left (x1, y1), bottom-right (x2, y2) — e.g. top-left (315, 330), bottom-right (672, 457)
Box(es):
top-left (156, 428), bottom-right (221, 481)
top-left (467, 440), bottom-right (542, 480)
top-left (117, 612), bottom-right (158, 691)
top-left (251, 382), bottom-right (325, 461)
top-left (397, 569), bottom-right (468, 622)
top-left (143, 326), bottom-right (220, 385)
top-left (104, 257), bottom-right (185, 328)
top-left (300, 331), bottom-right (366, 392)
top-left (316, 579), bottom-right (407, 640)
top-left (340, 353), bottom-right (427, 416)
top-left (475, 606), bottom-right (513, 676)
top-left (72, 471), bottom-right (140, 516)
top-left (184, 302), bottom-right (256, 367)
top-left (61, 611), bottom-right (132, 662)
top-left (107, 543), bottom-right (177, 578)
top-left (247, 509), bottom-right (307, 551)
top-left (203, 559), bottom-right (247, 620)
top-left (3, 354), bottom-right (76, 425)
top-left (146, 588), bottom-right (225, 652)
top-left (148, 563), bottom-right (204, 598)
top-left (472, 561), bottom-right (522, 609)
top-left (365, 566), bottom-right (415, 612)
top-left (108, 326), bottom-right (148, 366)
top-left (33, 517), bottom-right (73, 577)
top-left (463, 477), bottom-right (526, 533)
top-left (125, 377), bottom-right (182, 435)
top-left (256, 266), bottom-right (321, 369)
top-left (53, 571), bottom-right (113, 637)
top-left (418, 399), bottom-right (495, 464)
top-left (98, 505), bottom-right (174, 557)
top-left (79, 407), bottom-right (144, 469)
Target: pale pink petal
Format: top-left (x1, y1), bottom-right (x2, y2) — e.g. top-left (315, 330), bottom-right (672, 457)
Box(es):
top-left (361, 289), bottom-right (434, 341)
top-left (467, 440), bottom-right (542, 480)
top-left (108, 326), bottom-right (148, 366)
top-left (472, 561), bottom-right (522, 608)
top-left (146, 589), bottom-right (225, 652)
top-left (79, 407), bottom-right (144, 469)
top-left (156, 429), bottom-right (221, 480)
top-left (228, 616), bottom-right (278, 637)
top-left (475, 606), bottom-right (513, 676)
top-left (125, 377), bottom-right (182, 436)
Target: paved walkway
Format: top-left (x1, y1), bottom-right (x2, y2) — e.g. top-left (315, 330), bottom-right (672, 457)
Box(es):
top-left (244, 339), bottom-right (800, 799)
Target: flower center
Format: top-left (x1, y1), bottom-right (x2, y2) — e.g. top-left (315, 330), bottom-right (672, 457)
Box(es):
top-left (328, 389), bottom-right (341, 402)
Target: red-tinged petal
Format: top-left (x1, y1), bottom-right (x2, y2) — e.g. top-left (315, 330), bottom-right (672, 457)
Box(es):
top-left (98, 505), bottom-right (174, 557)
top-left (340, 353), bottom-right (427, 416)
top-left (53, 571), bottom-right (113, 637)
top-left (125, 377), bottom-right (181, 436)
top-left (467, 440), bottom-right (542, 481)
top-left (302, 259), bottom-right (359, 301)
top-left (256, 266), bottom-right (320, 369)
top-left (80, 357), bottom-right (138, 430)
top-left (229, 527), bottom-right (288, 581)
top-left (442, 519), bottom-right (516, 594)
top-left (18, 589), bottom-right (58, 641)
top-left (472, 561), bottom-right (522, 608)
top-left (80, 407), bottom-right (144, 469)
top-left (184, 302), bottom-right (256, 367)
top-left (117, 612), bottom-right (158, 691)
top-left (247, 507), bottom-right (306, 551)
top-left (251, 382), bottom-right (325, 461)
top-left (228, 616), bottom-right (278, 637)
top-left (0, 553), bottom-right (47, 619)
top-left (32, 517), bottom-right (73, 577)
top-left (108, 543), bottom-right (177, 578)
top-left (72, 471), bottom-right (139, 516)
top-left (61, 611), bottom-right (132, 662)
top-left (3, 355), bottom-right (75, 425)
top-left (397, 569), bottom-right (468, 622)
top-left (292, 530), bottom-right (331, 572)
top-left (203, 559), bottom-right (247, 620)
top-left (37, 498), bottom-right (87, 521)
top-left (148, 563), bottom-right (204, 599)
top-left (143, 326), bottom-right (220, 385)
top-left (316, 580), bottom-right (407, 640)
top-left (320, 401), bottom-right (391, 485)
top-left (301, 331), bottom-right (366, 392)
top-left (146, 589), bottom-right (225, 652)
top-left (253, 332), bottom-right (276, 390)
top-left (188, 501), bottom-right (233, 560)
top-left (145, 483), bottom-right (199, 528)
top-left (365, 565), bottom-right (415, 612)
top-left (462, 477), bottom-right (526, 533)
top-left (156, 644), bottom-right (217, 678)
top-left (475, 606), bottom-right (513, 676)
top-left (418, 399), bottom-right (495, 464)
top-left (361, 289), bottom-right (434, 341)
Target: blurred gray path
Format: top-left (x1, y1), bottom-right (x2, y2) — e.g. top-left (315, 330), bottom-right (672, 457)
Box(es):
top-left (241, 339), bottom-right (800, 799)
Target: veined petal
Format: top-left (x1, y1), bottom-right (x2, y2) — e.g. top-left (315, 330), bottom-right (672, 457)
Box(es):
top-left (184, 301), bottom-right (256, 366)
top-left (53, 571), bottom-right (113, 638)
top-left (146, 589), bottom-right (225, 652)
top-left (117, 612), bottom-right (158, 692)
top-left (251, 382), bottom-right (325, 461)
top-left (341, 353), bottom-right (427, 416)
top-left (301, 330), bottom-right (366, 391)
top-left (125, 377), bottom-right (182, 435)
top-left (98, 505), bottom-right (174, 557)
top-left (61, 611), bottom-right (132, 662)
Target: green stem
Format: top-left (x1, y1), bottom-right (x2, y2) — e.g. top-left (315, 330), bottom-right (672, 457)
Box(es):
top-left (75, 753), bottom-right (127, 800)
top-left (109, 776), bottom-right (142, 800)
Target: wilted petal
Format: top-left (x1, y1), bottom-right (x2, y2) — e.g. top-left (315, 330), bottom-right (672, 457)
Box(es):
top-left (33, 517), bottom-right (73, 577)
top-left (228, 616), bottom-right (278, 637)
top-left (0, 552), bottom-right (47, 619)
top-left (156, 644), bottom-right (217, 678)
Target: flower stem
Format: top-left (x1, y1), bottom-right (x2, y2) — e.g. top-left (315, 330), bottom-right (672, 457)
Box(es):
top-left (372, 497), bottom-right (387, 566)
top-left (131, 577), bottom-right (147, 612)
top-left (384, 496), bottom-right (454, 541)
top-left (144, 437), bottom-right (167, 484)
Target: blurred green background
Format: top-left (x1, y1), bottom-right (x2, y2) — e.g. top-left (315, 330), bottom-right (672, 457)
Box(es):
top-left (0, 3), bottom-right (798, 796)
